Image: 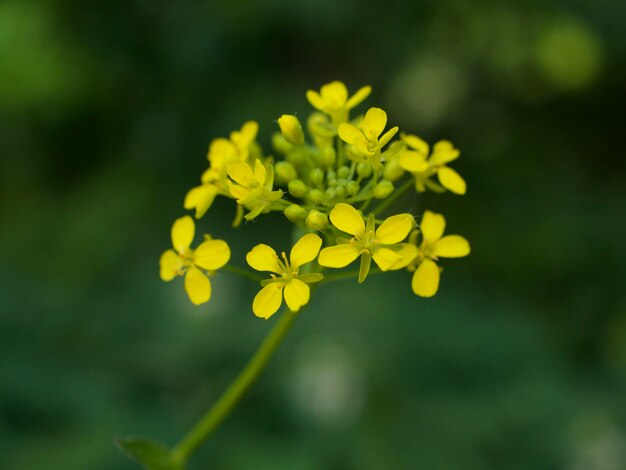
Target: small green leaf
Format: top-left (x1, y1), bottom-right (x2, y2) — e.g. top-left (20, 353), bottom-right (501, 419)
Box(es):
top-left (115, 436), bottom-right (180, 470)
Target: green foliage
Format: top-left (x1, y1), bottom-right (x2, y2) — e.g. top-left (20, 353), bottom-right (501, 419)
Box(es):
top-left (115, 437), bottom-right (178, 470)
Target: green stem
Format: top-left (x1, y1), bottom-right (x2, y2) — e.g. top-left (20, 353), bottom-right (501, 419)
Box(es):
top-left (169, 310), bottom-right (298, 467)
top-left (222, 264), bottom-right (263, 283)
top-left (372, 177), bottom-right (413, 216)
top-left (320, 268), bottom-right (382, 283)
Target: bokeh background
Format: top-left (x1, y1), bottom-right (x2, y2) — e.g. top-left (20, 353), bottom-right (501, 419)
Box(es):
top-left (1, 0), bottom-right (625, 468)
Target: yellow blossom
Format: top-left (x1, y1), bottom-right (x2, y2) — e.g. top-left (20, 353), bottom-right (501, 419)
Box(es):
top-left (306, 81), bottom-right (371, 126)
top-left (318, 203), bottom-right (416, 283)
top-left (246, 234), bottom-right (324, 319)
top-left (398, 135), bottom-right (466, 195)
top-left (159, 216), bottom-right (231, 305)
top-left (227, 159), bottom-right (284, 221)
top-left (338, 107), bottom-right (398, 168)
top-left (407, 211), bottom-right (470, 297)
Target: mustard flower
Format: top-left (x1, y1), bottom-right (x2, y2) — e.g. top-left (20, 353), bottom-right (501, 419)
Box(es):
top-left (338, 107), bottom-right (398, 168)
top-left (246, 233), bottom-right (324, 319)
top-left (398, 135), bottom-right (466, 194)
top-left (306, 81), bottom-right (371, 126)
top-left (227, 159), bottom-right (284, 221)
top-left (408, 211), bottom-right (470, 297)
top-left (159, 216), bottom-right (231, 305)
top-left (318, 203), bottom-right (416, 283)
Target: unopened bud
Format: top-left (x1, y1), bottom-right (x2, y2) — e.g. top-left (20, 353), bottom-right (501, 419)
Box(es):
top-left (337, 166), bottom-right (350, 179)
top-left (310, 168), bottom-right (324, 185)
top-left (305, 210), bottom-right (329, 230)
top-left (357, 163), bottom-right (373, 178)
top-left (383, 159), bottom-right (405, 182)
top-left (277, 115), bottom-right (305, 146)
top-left (274, 161), bottom-right (298, 184)
top-left (346, 181), bottom-right (360, 196)
top-left (288, 179), bottom-right (308, 198)
top-left (374, 180), bottom-right (394, 199)
top-left (272, 133), bottom-right (293, 154)
top-left (308, 189), bottom-right (325, 205)
top-left (284, 204), bottom-right (308, 223)
top-left (321, 146), bottom-right (336, 167)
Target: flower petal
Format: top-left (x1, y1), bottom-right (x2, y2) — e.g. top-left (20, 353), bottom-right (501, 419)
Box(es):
top-left (402, 134), bottom-right (429, 155)
top-left (184, 267), bottom-right (212, 305)
top-left (398, 150), bottom-right (429, 172)
top-left (363, 107), bottom-right (387, 138)
top-left (306, 90), bottom-right (325, 111)
top-left (411, 259), bottom-right (440, 297)
top-left (434, 235), bottom-right (470, 258)
top-left (389, 243), bottom-right (419, 270)
top-left (227, 161), bottom-right (255, 187)
top-left (246, 244), bottom-right (282, 273)
top-left (420, 211), bottom-right (445, 242)
top-left (329, 203), bottom-right (365, 237)
top-left (171, 216), bottom-right (195, 253)
top-left (378, 126), bottom-right (399, 148)
top-left (376, 214), bottom-right (414, 244)
top-left (290, 233), bottom-right (322, 268)
top-left (429, 140), bottom-right (460, 166)
top-left (194, 239), bottom-right (231, 270)
top-left (437, 167), bottom-right (466, 195)
top-left (372, 247), bottom-right (400, 271)
top-left (346, 85), bottom-right (372, 109)
top-left (253, 159), bottom-right (267, 185)
top-left (284, 278), bottom-right (310, 312)
top-left (318, 244), bottom-right (360, 268)
top-left (321, 81), bottom-right (348, 105)
top-left (239, 121), bottom-right (259, 145)
top-left (184, 185), bottom-right (218, 219)
top-left (337, 123), bottom-right (362, 145)
top-left (252, 283), bottom-right (283, 319)
top-left (160, 249), bottom-right (183, 281)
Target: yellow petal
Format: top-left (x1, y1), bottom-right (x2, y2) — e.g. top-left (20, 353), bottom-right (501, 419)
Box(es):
top-left (253, 159), bottom-right (267, 185)
top-left (402, 134), bottom-right (429, 155)
top-left (411, 259), bottom-right (440, 297)
top-left (434, 235), bottom-right (470, 258)
top-left (320, 81), bottom-right (348, 105)
top-left (362, 107), bottom-right (387, 138)
top-left (290, 233), bottom-right (322, 268)
top-left (437, 167), bottom-right (466, 195)
top-left (371, 247), bottom-right (400, 271)
top-left (306, 90), bottom-right (325, 111)
top-left (378, 126), bottom-right (399, 148)
top-left (171, 216), bottom-right (195, 253)
top-left (227, 161), bottom-right (255, 187)
top-left (252, 283), bottom-right (283, 319)
top-left (346, 85), bottom-right (372, 109)
top-left (420, 211), bottom-right (445, 242)
top-left (194, 239), bottom-right (231, 270)
top-left (398, 150), bottom-right (429, 172)
top-left (353, 135), bottom-right (374, 156)
top-left (429, 140), bottom-right (460, 166)
top-left (376, 214), bottom-right (414, 244)
top-left (389, 243), bottom-right (419, 270)
top-left (184, 267), bottom-right (212, 305)
top-left (283, 278), bottom-right (310, 312)
top-left (160, 249), bottom-right (183, 281)
top-left (184, 185), bottom-right (218, 219)
top-left (318, 244), bottom-right (360, 268)
top-left (337, 123), bottom-right (362, 145)
top-left (227, 181), bottom-right (250, 201)
top-left (329, 203), bottom-right (365, 237)
top-left (246, 244), bottom-right (282, 273)
top-left (239, 121), bottom-right (259, 145)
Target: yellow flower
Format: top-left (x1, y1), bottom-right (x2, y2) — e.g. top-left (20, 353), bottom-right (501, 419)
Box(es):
top-left (318, 203), bottom-right (416, 283)
top-left (246, 234), bottom-right (324, 319)
top-left (227, 159), bottom-right (284, 221)
top-left (338, 107), bottom-right (398, 168)
top-left (398, 135), bottom-right (466, 195)
top-left (159, 216), bottom-right (231, 305)
top-left (306, 81), bottom-right (371, 126)
top-left (229, 120), bottom-right (259, 162)
top-left (409, 211), bottom-right (470, 297)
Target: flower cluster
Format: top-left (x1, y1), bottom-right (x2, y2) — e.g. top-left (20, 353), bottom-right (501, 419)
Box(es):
top-left (160, 81), bottom-right (470, 317)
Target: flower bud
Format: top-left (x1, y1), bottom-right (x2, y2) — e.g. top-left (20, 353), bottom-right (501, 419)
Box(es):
top-left (288, 179), bottom-right (308, 198)
top-left (274, 161), bottom-right (298, 184)
top-left (305, 210), bottom-right (329, 230)
top-left (337, 166), bottom-right (350, 179)
top-left (321, 146), bottom-right (336, 167)
top-left (325, 187), bottom-right (337, 200)
top-left (308, 189), bottom-right (325, 205)
top-left (335, 185), bottom-right (346, 198)
top-left (374, 180), bottom-right (394, 199)
top-left (308, 112), bottom-right (336, 139)
top-left (357, 163), bottom-right (373, 178)
top-left (346, 181), bottom-right (360, 196)
top-left (383, 159), bottom-right (405, 182)
top-left (272, 133), bottom-right (293, 154)
top-left (278, 115), bottom-right (305, 146)
top-left (283, 204), bottom-right (308, 223)
top-left (310, 168), bottom-right (324, 185)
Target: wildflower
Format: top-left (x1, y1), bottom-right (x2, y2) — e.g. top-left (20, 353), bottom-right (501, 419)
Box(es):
top-left (398, 135), bottom-right (466, 194)
top-left (246, 234), bottom-right (324, 319)
top-left (227, 159), bottom-right (284, 221)
top-left (318, 203), bottom-right (416, 283)
top-left (159, 216), bottom-right (231, 305)
top-left (306, 81), bottom-right (371, 126)
top-left (229, 120), bottom-right (259, 162)
top-left (408, 211), bottom-right (470, 297)
top-left (277, 115), bottom-right (305, 146)
top-left (338, 107), bottom-right (398, 168)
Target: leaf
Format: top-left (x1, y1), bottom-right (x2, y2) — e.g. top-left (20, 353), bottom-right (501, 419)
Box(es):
top-left (114, 436), bottom-right (181, 470)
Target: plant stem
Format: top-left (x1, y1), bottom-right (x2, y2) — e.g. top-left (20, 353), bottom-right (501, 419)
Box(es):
top-left (372, 177), bottom-right (413, 216)
top-left (169, 310), bottom-right (297, 467)
top-left (222, 264), bottom-right (263, 283)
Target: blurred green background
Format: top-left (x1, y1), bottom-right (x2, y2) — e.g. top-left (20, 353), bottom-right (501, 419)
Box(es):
top-left (1, 0), bottom-right (625, 468)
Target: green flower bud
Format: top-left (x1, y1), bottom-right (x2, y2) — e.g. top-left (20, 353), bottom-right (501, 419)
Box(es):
top-left (346, 181), bottom-right (360, 196)
top-left (274, 161), bottom-right (298, 184)
top-left (288, 179), bottom-right (308, 198)
top-left (310, 168), bottom-right (324, 185)
top-left (337, 166), bottom-right (350, 179)
top-left (305, 210), bottom-right (329, 230)
top-left (283, 204), bottom-right (308, 223)
top-left (308, 112), bottom-right (336, 139)
top-left (357, 163), bottom-right (373, 178)
top-left (277, 115), bottom-right (305, 146)
top-left (335, 185), bottom-right (346, 198)
top-left (321, 146), bottom-right (336, 167)
top-left (272, 133), bottom-right (293, 154)
top-left (325, 187), bottom-right (337, 200)
top-left (374, 180), bottom-right (394, 199)
top-left (383, 159), bottom-right (405, 182)
top-left (308, 189), bottom-right (325, 204)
